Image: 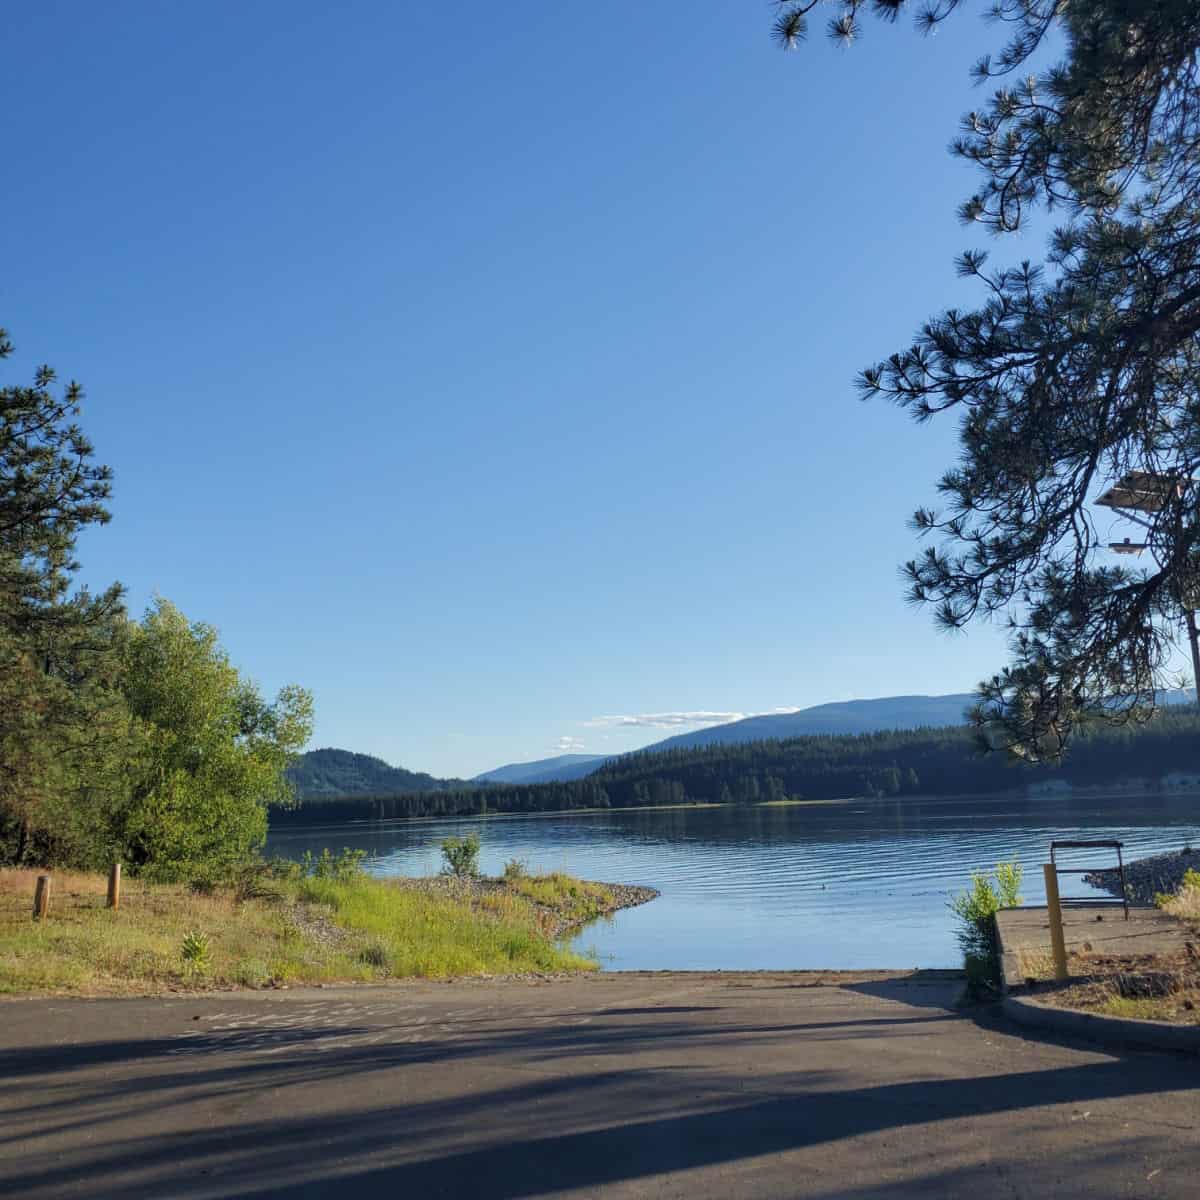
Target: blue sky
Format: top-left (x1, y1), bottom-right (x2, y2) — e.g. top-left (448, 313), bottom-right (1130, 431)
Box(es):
top-left (3, 2), bottom-right (1061, 777)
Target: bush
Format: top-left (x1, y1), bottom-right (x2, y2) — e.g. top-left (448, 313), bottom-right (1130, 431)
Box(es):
top-left (301, 848), bottom-right (367, 882)
top-left (949, 860), bottom-right (1022, 1000)
top-left (358, 942), bottom-right (390, 970)
top-left (440, 833), bottom-right (481, 878)
top-left (180, 930), bottom-right (211, 976)
top-left (502, 857), bottom-right (527, 882)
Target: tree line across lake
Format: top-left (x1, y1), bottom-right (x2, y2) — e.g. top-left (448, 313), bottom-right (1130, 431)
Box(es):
top-left (277, 706), bottom-right (1200, 825)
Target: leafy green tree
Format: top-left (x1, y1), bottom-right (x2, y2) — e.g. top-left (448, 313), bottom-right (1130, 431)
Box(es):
top-left (774, 1), bottom-right (1200, 756)
top-left (112, 599), bottom-right (313, 876)
top-left (0, 327), bottom-right (125, 863)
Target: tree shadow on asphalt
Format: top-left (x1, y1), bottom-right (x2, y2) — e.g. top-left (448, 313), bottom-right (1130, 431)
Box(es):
top-left (3, 1045), bottom-right (1195, 1199)
top-left (3, 982), bottom-right (1199, 1199)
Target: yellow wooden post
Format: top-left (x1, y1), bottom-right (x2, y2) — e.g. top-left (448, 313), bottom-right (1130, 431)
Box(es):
top-left (107, 862), bottom-right (121, 911)
top-left (1043, 863), bottom-right (1068, 981)
top-left (32, 874), bottom-right (51, 920)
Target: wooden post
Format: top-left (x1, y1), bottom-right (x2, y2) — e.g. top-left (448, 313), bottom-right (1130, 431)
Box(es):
top-left (107, 862), bottom-right (121, 911)
top-left (32, 874), bottom-right (51, 921)
top-left (1043, 863), bottom-right (1068, 981)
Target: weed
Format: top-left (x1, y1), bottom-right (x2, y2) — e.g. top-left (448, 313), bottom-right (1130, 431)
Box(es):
top-left (949, 860), bottom-right (1023, 1000)
top-left (440, 833), bottom-right (481, 878)
top-left (302, 848), bottom-right (368, 882)
top-left (502, 857), bottom-right (528, 882)
top-left (358, 942), bottom-right (390, 969)
top-left (1157, 868), bottom-right (1200, 920)
top-left (180, 930), bottom-right (211, 976)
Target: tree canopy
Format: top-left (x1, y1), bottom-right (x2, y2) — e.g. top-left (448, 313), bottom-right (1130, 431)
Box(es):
top-left (776, 1), bottom-right (1200, 755)
top-left (0, 328), bottom-right (313, 874)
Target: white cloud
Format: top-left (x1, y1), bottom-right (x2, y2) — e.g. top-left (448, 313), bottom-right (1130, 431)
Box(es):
top-left (583, 711), bottom-right (746, 730)
top-left (554, 735), bottom-right (586, 752)
top-left (582, 707), bottom-right (803, 731)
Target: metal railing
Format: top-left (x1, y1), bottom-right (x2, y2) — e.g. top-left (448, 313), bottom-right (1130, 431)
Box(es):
top-left (1049, 839), bottom-right (1129, 920)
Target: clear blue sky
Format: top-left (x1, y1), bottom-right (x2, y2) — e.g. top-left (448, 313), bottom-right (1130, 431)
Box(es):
top-left (4, 2), bottom-right (1046, 777)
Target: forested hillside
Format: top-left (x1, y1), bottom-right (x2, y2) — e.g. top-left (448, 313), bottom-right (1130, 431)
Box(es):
top-left (288, 748), bottom-right (454, 797)
top-left (274, 706), bottom-right (1200, 824)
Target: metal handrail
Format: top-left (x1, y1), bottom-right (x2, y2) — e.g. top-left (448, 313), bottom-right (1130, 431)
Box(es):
top-left (1049, 839), bottom-right (1129, 919)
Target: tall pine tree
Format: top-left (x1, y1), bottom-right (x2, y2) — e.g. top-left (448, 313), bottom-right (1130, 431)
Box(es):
top-left (775, 1), bottom-right (1200, 755)
top-left (0, 327), bottom-right (125, 863)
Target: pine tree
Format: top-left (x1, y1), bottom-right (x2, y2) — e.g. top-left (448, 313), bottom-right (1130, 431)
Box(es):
top-left (0, 328), bottom-right (125, 863)
top-left (775, 1), bottom-right (1200, 755)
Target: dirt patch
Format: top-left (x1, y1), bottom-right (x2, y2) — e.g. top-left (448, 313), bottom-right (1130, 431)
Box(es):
top-left (1026, 943), bottom-right (1200, 1024)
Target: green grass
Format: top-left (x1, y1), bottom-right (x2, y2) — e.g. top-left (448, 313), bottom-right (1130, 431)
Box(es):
top-left (0, 866), bottom-right (597, 996)
top-left (504, 872), bottom-right (615, 925)
top-left (299, 874), bottom-right (596, 977)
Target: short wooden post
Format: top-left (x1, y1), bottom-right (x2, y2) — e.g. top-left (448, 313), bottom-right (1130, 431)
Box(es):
top-left (107, 862), bottom-right (121, 911)
top-left (1043, 863), bottom-right (1068, 981)
top-left (32, 874), bottom-right (51, 921)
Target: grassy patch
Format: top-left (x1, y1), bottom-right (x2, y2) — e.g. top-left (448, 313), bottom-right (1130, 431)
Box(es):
top-left (0, 865), bottom-right (599, 996)
top-left (298, 874), bottom-right (596, 977)
top-left (505, 872), bottom-right (615, 925)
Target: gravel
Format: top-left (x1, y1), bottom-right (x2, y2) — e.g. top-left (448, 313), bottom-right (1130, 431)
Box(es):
top-left (1085, 846), bottom-right (1200, 904)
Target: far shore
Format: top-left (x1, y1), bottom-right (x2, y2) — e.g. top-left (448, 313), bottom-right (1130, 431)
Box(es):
top-left (271, 783), bottom-right (1200, 835)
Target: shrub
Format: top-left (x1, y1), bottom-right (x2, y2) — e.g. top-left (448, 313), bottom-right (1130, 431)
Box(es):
top-left (180, 930), bottom-right (211, 976)
top-left (1157, 868), bottom-right (1200, 919)
top-left (949, 860), bottom-right (1022, 1001)
top-left (358, 942), bottom-right (390, 970)
top-left (302, 848), bottom-right (367, 882)
top-left (502, 857), bottom-right (527, 882)
top-left (440, 833), bottom-right (481, 878)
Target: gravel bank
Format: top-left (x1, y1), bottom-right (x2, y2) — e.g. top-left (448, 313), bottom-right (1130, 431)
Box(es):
top-left (1085, 846), bottom-right (1200, 904)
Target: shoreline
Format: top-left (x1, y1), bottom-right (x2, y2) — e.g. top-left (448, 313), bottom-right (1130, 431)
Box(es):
top-left (1084, 845), bottom-right (1200, 903)
top-left (269, 786), bottom-right (1200, 836)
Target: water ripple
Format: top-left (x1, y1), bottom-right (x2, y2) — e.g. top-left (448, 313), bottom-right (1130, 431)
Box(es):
top-left (267, 794), bottom-right (1200, 970)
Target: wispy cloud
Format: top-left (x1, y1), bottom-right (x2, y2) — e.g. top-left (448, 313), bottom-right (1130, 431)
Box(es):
top-left (583, 711), bottom-right (744, 730)
top-left (582, 707), bottom-right (802, 731)
top-left (554, 735), bottom-right (586, 752)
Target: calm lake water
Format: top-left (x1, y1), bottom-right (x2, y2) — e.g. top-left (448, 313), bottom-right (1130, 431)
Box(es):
top-left (267, 794), bottom-right (1200, 970)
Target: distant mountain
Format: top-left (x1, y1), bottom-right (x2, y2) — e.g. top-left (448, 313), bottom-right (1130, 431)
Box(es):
top-left (637, 694), bottom-right (978, 754)
top-left (288, 748), bottom-right (455, 798)
top-left (474, 754), bottom-right (610, 785)
top-left (639, 688), bottom-right (1196, 755)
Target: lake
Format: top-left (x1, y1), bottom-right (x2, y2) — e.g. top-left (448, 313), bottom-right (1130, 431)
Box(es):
top-left (267, 793), bottom-right (1200, 970)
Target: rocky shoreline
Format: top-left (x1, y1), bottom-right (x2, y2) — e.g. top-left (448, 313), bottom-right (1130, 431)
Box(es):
top-left (1085, 846), bottom-right (1200, 904)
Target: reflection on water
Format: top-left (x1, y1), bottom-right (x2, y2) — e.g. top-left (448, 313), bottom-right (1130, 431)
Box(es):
top-left (267, 794), bottom-right (1200, 970)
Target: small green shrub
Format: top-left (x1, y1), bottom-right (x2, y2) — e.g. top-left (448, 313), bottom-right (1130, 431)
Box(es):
top-left (302, 848), bottom-right (368, 882)
top-left (440, 833), bottom-right (481, 878)
top-left (502, 857), bottom-right (527, 882)
top-left (234, 958), bottom-right (272, 987)
top-left (949, 860), bottom-right (1023, 1001)
top-left (180, 930), bottom-right (211, 976)
top-left (358, 942), bottom-right (390, 969)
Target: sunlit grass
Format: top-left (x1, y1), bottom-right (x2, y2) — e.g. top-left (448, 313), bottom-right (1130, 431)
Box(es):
top-left (505, 872), bottom-right (615, 925)
top-left (1159, 869), bottom-right (1200, 920)
top-left (299, 874), bottom-right (596, 977)
top-left (0, 866), bottom-right (597, 996)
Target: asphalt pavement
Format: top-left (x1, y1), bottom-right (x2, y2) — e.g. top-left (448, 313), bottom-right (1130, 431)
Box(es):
top-left (2, 970), bottom-right (1197, 1198)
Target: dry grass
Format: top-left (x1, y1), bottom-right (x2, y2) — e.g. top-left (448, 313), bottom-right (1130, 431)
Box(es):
top-left (1016, 947), bottom-right (1057, 982)
top-left (1034, 947), bottom-right (1200, 1025)
top-left (1161, 885), bottom-right (1200, 921)
top-left (0, 866), bottom-right (603, 997)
